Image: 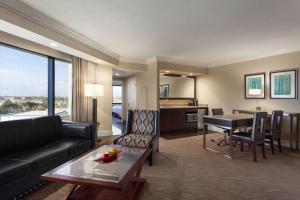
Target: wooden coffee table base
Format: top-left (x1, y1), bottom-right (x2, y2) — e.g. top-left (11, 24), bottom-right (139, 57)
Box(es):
top-left (65, 178), bottom-right (146, 200)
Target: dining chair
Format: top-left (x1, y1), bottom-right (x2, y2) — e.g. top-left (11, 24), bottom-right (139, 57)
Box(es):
top-left (211, 108), bottom-right (229, 146)
top-left (265, 110), bottom-right (283, 154)
top-left (232, 112), bottom-right (268, 162)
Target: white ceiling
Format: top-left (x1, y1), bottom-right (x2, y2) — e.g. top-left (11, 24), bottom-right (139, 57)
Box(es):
top-left (112, 68), bottom-right (140, 78)
top-left (18, 0), bottom-right (300, 67)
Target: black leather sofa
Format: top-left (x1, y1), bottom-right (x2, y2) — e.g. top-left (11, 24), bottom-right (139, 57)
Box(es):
top-left (0, 116), bottom-right (97, 199)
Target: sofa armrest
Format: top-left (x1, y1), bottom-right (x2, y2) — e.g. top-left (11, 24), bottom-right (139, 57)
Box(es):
top-left (62, 122), bottom-right (97, 148)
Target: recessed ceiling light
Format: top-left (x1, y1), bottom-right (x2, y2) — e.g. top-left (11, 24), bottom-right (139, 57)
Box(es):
top-left (50, 42), bottom-right (58, 47)
top-left (189, 73), bottom-right (193, 76)
top-left (115, 73), bottom-right (120, 76)
top-left (166, 70), bottom-right (170, 73)
top-left (96, 60), bottom-right (101, 63)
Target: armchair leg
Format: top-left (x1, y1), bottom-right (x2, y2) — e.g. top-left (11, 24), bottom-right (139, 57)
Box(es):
top-left (148, 152), bottom-right (153, 166)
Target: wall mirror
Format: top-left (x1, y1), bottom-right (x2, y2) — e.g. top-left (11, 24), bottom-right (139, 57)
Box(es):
top-left (160, 75), bottom-right (195, 99)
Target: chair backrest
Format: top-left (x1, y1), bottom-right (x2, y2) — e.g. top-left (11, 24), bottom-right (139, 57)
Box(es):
top-left (126, 110), bottom-right (158, 136)
top-left (212, 108), bottom-right (224, 116)
top-left (251, 112), bottom-right (268, 142)
top-left (270, 110), bottom-right (283, 139)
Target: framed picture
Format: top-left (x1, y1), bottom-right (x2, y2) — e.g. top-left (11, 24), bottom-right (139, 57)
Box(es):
top-left (270, 69), bottom-right (298, 99)
top-left (245, 73), bottom-right (265, 99)
top-left (160, 84), bottom-right (169, 98)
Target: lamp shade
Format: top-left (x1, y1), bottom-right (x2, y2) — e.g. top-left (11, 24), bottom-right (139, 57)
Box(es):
top-left (249, 89), bottom-right (261, 96)
top-left (85, 83), bottom-right (104, 97)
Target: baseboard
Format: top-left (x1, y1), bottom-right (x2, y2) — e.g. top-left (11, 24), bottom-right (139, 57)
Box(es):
top-left (97, 130), bottom-right (113, 137)
top-left (207, 126), bottom-right (299, 148)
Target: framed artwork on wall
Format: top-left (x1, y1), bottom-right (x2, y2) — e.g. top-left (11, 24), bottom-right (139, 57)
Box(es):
top-left (245, 73), bottom-right (266, 99)
top-left (270, 69), bottom-right (298, 99)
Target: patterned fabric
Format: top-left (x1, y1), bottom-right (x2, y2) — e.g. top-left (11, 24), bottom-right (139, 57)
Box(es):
top-left (115, 134), bottom-right (152, 148)
top-left (131, 110), bottom-right (156, 136)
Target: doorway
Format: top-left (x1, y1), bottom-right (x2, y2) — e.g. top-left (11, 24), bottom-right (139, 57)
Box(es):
top-left (112, 83), bottom-right (123, 135)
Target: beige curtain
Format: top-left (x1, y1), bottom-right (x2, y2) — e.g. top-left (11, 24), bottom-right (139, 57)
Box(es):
top-left (71, 57), bottom-right (92, 122)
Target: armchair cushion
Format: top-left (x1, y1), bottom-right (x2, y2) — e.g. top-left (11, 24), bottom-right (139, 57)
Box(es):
top-left (131, 110), bottom-right (156, 136)
top-left (114, 134), bottom-right (152, 148)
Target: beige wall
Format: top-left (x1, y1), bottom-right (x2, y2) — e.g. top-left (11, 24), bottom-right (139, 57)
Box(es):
top-left (122, 76), bottom-right (137, 120)
top-left (122, 60), bottom-right (159, 120)
top-left (197, 51), bottom-right (300, 145)
top-left (86, 64), bottom-right (112, 136)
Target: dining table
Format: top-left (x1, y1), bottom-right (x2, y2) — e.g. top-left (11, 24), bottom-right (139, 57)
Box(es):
top-left (203, 114), bottom-right (254, 158)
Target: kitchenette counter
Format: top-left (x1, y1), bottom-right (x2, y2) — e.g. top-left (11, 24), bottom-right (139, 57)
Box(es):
top-left (159, 105), bottom-right (208, 133)
top-left (160, 105), bottom-right (208, 109)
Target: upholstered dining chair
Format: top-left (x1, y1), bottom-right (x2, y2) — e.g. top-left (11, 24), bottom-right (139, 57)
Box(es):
top-left (113, 109), bottom-right (159, 166)
top-left (265, 110), bottom-right (283, 154)
top-left (232, 112), bottom-right (268, 162)
top-left (211, 108), bottom-right (229, 146)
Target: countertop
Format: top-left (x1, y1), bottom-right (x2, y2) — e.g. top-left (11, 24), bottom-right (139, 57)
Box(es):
top-left (160, 105), bottom-right (208, 109)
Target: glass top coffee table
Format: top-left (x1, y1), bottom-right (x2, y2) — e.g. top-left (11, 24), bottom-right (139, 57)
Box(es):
top-left (42, 145), bottom-right (151, 200)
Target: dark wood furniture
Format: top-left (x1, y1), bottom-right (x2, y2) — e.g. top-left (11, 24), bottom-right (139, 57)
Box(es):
top-left (232, 112), bottom-right (268, 162)
top-left (160, 107), bottom-right (197, 133)
top-left (203, 114), bottom-right (254, 158)
top-left (265, 111), bottom-right (284, 154)
top-left (233, 109), bottom-right (300, 151)
top-left (114, 110), bottom-right (159, 166)
top-left (42, 145), bottom-right (151, 200)
top-left (160, 106), bottom-right (208, 133)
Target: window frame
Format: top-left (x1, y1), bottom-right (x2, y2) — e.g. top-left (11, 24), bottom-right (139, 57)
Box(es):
top-left (0, 42), bottom-right (72, 118)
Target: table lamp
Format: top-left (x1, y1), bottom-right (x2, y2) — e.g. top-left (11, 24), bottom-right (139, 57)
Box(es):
top-left (249, 89), bottom-right (261, 111)
top-left (85, 83), bottom-right (104, 125)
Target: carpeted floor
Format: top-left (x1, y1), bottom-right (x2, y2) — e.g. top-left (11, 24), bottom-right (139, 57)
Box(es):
top-left (26, 133), bottom-right (300, 200)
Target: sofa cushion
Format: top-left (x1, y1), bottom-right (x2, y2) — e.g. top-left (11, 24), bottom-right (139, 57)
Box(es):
top-left (32, 116), bottom-right (63, 146)
top-left (0, 159), bottom-right (31, 187)
top-left (0, 119), bottom-right (36, 156)
top-left (44, 138), bottom-right (91, 157)
top-left (4, 147), bottom-right (67, 171)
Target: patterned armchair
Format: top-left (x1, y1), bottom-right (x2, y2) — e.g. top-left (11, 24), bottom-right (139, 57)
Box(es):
top-left (113, 110), bottom-right (159, 166)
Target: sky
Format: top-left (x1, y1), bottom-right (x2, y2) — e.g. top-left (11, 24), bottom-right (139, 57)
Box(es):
top-left (0, 44), bottom-right (70, 97)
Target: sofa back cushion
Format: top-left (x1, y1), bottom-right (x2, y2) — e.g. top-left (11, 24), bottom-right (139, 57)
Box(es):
top-left (0, 119), bottom-right (36, 156)
top-left (32, 116), bottom-right (63, 146)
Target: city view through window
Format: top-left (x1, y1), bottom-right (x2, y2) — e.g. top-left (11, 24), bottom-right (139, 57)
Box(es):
top-left (0, 45), bottom-right (72, 121)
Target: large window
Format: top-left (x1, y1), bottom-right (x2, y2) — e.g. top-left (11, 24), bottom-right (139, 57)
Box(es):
top-left (0, 44), bottom-right (72, 121)
top-left (55, 60), bottom-right (72, 120)
top-left (0, 45), bottom-right (48, 121)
